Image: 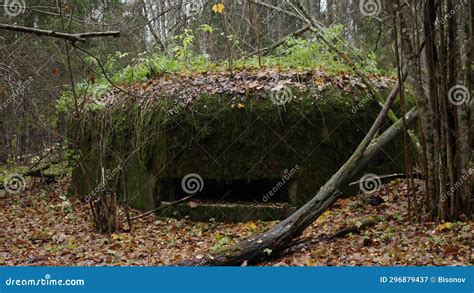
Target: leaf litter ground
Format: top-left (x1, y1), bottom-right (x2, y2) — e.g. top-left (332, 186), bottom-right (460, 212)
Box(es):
top-left (0, 179), bottom-right (472, 266)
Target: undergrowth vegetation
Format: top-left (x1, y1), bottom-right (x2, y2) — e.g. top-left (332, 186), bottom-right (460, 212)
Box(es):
top-left (57, 24), bottom-right (385, 110)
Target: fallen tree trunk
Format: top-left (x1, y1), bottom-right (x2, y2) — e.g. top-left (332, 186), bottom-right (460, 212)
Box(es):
top-left (0, 164), bottom-right (62, 189)
top-left (23, 164), bottom-right (57, 183)
top-left (177, 76), bottom-right (417, 265)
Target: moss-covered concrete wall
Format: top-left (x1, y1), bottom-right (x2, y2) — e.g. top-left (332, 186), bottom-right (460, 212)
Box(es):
top-left (69, 85), bottom-right (411, 212)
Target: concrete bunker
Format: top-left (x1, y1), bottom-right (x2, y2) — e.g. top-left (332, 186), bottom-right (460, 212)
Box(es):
top-left (69, 70), bottom-right (410, 222)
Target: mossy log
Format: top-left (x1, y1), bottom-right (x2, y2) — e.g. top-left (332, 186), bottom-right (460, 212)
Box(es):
top-left (0, 164), bottom-right (63, 188)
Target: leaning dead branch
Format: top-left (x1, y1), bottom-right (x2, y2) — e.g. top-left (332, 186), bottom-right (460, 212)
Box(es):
top-left (129, 194), bottom-right (197, 221)
top-left (244, 25), bottom-right (310, 58)
top-left (177, 69), bottom-right (417, 265)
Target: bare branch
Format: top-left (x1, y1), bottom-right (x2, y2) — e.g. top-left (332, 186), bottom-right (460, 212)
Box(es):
top-left (129, 194), bottom-right (197, 221)
top-left (243, 25), bottom-right (310, 58)
top-left (0, 23), bottom-right (120, 42)
top-left (250, 0), bottom-right (304, 22)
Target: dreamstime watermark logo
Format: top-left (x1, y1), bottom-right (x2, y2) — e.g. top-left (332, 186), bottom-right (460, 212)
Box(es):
top-left (359, 173), bottom-right (381, 194)
top-left (168, 98), bottom-right (191, 115)
top-left (5, 273), bottom-right (85, 287)
top-left (441, 168), bottom-right (473, 202)
top-left (269, 86), bottom-right (293, 106)
top-left (3, 0), bottom-right (27, 17)
top-left (262, 164), bottom-right (300, 202)
top-left (86, 164), bottom-right (123, 200)
top-left (448, 85), bottom-right (470, 106)
top-left (181, 173), bottom-right (204, 194)
top-left (262, 0), bottom-right (289, 24)
top-left (359, 0), bottom-right (382, 17)
top-left (0, 76), bottom-right (33, 111)
top-left (440, 0), bottom-right (467, 25)
top-left (351, 93), bottom-right (375, 113)
top-left (183, 1), bottom-right (203, 17)
top-left (3, 173), bottom-right (26, 194)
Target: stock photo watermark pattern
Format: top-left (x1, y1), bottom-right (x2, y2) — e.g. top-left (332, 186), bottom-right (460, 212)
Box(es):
top-left (262, 0), bottom-right (290, 25)
top-left (2, 0), bottom-right (26, 17)
top-left (181, 173), bottom-right (204, 194)
top-left (448, 85), bottom-right (471, 106)
top-left (0, 76), bottom-right (34, 111)
top-left (262, 164), bottom-right (300, 203)
top-left (359, 173), bottom-right (382, 194)
top-left (1, 267), bottom-right (471, 292)
top-left (351, 93), bottom-right (376, 114)
top-left (269, 85), bottom-right (293, 106)
top-left (440, 0), bottom-right (468, 25)
top-left (359, 0), bottom-right (382, 17)
top-left (441, 168), bottom-right (473, 203)
top-left (3, 173), bottom-right (26, 194)
top-left (85, 164), bottom-right (123, 200)
top-left (0, 0), bottom-right (472, 284)
top-left (5, 274), bottom-right (85, 287)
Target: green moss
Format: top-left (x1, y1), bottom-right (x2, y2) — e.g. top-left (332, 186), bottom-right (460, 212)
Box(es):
top-left (69, 86), bottom-right (412, 212)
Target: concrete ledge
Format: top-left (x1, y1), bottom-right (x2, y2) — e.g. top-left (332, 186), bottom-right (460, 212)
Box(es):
top-left (158, 202), bottom-right (295, 222)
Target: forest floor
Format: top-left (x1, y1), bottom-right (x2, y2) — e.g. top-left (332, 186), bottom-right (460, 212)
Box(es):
top-left (0, 178), bottom-right (472, 266)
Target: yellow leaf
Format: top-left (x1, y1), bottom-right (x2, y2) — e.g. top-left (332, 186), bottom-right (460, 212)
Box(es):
top-left (310, 247), bottom-right (326, 258)
top-left (315, 210), bottom-right (331, 225)
top-left (436, 222), bottom-right (453, 232)
top-left (67, 239), bottom-right (76, 250)
top-left (246, 222), bottom-right (257, 230)
top-left (237, 103), bottom-right (245, 109)
top-left (304, 257), bottom-right (315, 266)
top-left (212, 3), bottom-right (225, 14)
top-left (112, 233), bottom-right (130, 241)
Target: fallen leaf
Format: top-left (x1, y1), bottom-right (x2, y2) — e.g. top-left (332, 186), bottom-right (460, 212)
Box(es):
top-left (443, 246), bottom-right (459, 256)
top-left (212, 3), bottom-right (225, 14)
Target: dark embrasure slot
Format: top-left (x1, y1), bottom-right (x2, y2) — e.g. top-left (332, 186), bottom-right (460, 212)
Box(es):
top-left (162, 178), bottom-right (292, 203)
